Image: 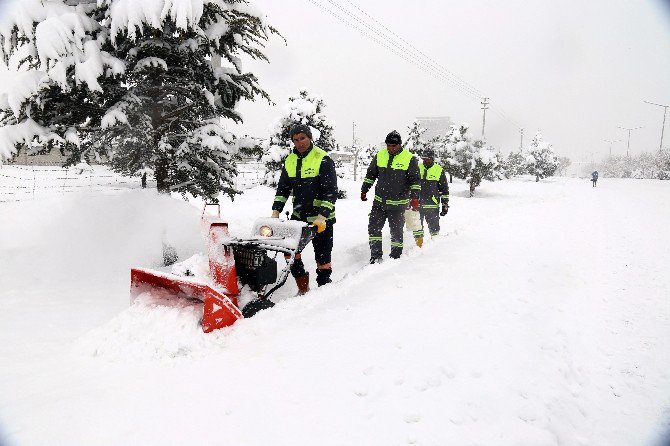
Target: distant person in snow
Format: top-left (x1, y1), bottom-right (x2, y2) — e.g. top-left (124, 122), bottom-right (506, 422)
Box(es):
top-left (412, 148), bottom-right (449, 247)
top-left (270, 123), bottom-right (338, 294)
top-left (591, 170), bottom-right (598, 187)
top-left (361, 130), bottom-right (421, 263)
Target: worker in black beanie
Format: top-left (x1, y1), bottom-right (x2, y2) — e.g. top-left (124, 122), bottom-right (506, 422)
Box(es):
top-left (385, 130), bottom-right (402, 145)
top-left (288, 123), bottom-right (313, 140)
top-left (361, 130), bottom-right (421, 262)
top-left (271, 122), bottom-right (337, 294)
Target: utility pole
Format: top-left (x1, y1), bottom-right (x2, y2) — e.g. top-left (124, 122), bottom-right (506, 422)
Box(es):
top-left (480, 97), bottom-right (489, 138)
top-left (603, 139), bottom-right (620, 157)
top-left (643, 100), bottom-right (669, 151)
top-left (519, 128), bottom-right (524, 149)
top-left (617, 126), bottom-right (643, 157)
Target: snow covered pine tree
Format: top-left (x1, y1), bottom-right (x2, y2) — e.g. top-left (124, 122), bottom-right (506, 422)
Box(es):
top-left (0, 0), bottom-right (276, 200)
top-left (261, 90), bottom-right (335, 185)
top-left (443, 124), bottom-right (503, 196)
top-left (406, 119), bottom-right (427, 154)
top-left (525, 131), bottom-right (559, 182)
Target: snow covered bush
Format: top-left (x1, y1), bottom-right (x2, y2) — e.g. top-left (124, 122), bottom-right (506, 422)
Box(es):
top-left (525, 131), bottom-right (558, 182)
top-left (600, 149), bottom-right (670, 179)
top-left (435, 125), bottom-right (464, 181)
top-left (556, 156), bottom-right (571, 176)
top-left (406, 120), bottom-right (427, 153)
top-left (261, 90), bottom-right (335, 185)
top-left (442, 123), bottom-right (502, 197)
top-left (0, 0), bottom-right (277, 200)
top-left (236, 135), bottom-right (265, 159)
top-left (504, 150), bottom-right (528, 177)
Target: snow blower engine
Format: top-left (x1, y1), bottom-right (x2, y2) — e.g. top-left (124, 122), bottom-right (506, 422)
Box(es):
top-left (130, 205), bottom-right (316, 332)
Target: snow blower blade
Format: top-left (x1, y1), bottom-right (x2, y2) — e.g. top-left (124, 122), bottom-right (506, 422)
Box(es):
top-left (130, 205), bottom-right (242, 333)
top-left (130, 208), bottom-right (317, 332)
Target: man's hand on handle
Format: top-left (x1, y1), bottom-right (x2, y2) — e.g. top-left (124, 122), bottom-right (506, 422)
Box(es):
top-left (312, 214), bottom-right (327, 234)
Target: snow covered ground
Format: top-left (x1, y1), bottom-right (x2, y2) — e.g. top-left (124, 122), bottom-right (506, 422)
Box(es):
top-left (1, 173), bottom-right (669, 446)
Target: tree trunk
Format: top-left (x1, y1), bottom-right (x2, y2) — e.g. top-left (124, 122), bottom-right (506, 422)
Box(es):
top-left (469, 173), bottom-right (480, 197)
top-left (151, 103), bottom-right (170, 193)
top-left (536, 175), bottom-right (539, 182)
top-left (155, 156), bottom-right (169, 193)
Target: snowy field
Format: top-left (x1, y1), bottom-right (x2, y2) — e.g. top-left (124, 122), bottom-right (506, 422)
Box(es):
top-left (1, 172), bottom-right (670, 446)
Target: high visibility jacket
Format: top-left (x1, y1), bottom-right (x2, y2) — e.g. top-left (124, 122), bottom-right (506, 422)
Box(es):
top-left (419, 162), bottom-right (449, 209)
top-left (361, 147), bottom-right (420, 210)
top-left (272, 145), bottom-right (338, 223)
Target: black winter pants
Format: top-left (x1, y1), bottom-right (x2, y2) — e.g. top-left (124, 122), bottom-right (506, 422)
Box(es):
top-left (289, 224), bottom-right (333, 286)
top-left (419, 208), bottom-right (441, 236)
top-left (368, 202), bottom-right (405, 259)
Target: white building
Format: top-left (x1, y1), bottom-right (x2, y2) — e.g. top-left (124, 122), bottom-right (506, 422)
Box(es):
top-left (416, 116), bottom-right (454, 140)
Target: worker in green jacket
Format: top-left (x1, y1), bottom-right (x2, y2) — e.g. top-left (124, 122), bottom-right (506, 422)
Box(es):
top-left (361, 130), bottom-right (421, 262)
top-left (271, 124), bottom-right (338, 294)
top-left (414, 148), bottom-right (449, 247)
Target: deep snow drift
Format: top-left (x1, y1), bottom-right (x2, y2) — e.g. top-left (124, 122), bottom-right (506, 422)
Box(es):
top-left (1, 174), bottom-right (669, 446)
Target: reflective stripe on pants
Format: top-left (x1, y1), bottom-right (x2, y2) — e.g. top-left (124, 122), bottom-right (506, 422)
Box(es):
top-left (419, 208), bottom-right (440, 236)
top-left (368, 201), bottom-right (405, 258)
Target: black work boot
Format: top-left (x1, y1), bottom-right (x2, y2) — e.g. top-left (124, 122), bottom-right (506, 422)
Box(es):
top-left (369, 256), bottom-right (383, 264)
top-left (390, 247), bottom-right (402, 259)
top-left (316, 268), bottom-right (332, 286)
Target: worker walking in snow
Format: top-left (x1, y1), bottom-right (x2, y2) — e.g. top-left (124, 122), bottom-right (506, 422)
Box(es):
top-left (271, 123), bottom-right (338, 294)
top-left (361, 130), bottom-right (421, 263)
top-left (591, 170), bottom-right (598, 187)
top-left (413, 148), bottom-right (450, 247)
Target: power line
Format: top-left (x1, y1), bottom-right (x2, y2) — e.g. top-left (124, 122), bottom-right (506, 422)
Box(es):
top-left (305, 0), bottom-right (481, 102)
top-left (305, 0), bottom-right (522, 131)
top-left (326, 0), bottom-right (485, 100)
top-left (339, 0), bottom-right (485, 98)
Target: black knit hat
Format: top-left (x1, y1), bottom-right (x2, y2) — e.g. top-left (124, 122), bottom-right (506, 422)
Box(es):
top-left (421, 148), bottom-right (435, 158)
top-left (385, 130), bottom-right (402, 145)
top-left (289, 123), bottom-right (312, 139)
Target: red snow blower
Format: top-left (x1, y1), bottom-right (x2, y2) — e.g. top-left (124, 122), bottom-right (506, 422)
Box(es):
top-left (130, 205), bottom-right (316, 333)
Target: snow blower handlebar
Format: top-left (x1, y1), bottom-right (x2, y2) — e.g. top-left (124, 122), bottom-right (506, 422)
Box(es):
top-left (264, 226), bottom-right (318, 301)
top-left (223, 220), bottom-right (317, 300)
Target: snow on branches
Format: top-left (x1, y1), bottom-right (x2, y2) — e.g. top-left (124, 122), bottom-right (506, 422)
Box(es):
top-left (0, 0), bottom-right (277, 200)
top-left (439, 123), bottom-right (503, 197)
top-left (406, 120), bottom-right (427, 153)
top-left (261, 90), bottom-right (336, 185)
top-left (525, 131), bottom-right (558, 182)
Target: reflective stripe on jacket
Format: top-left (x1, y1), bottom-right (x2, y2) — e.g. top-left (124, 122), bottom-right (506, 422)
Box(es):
top-left (272, 145), bottom-right (338, 222)
top-left (419, 162), bottom-right (449, 208)
top-left (361, 147), bottom-right (420, 209)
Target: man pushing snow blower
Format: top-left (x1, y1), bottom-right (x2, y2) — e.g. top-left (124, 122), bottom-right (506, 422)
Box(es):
top-left (270, 123), bottom-right (338, 294)
top-left (129, 123), bottom-right (337, 333)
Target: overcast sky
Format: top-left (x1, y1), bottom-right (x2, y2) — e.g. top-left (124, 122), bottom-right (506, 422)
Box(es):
top-left (231, 0), bottom-right (670, 163)
top-left (1, 0), bottom-right (669, 164)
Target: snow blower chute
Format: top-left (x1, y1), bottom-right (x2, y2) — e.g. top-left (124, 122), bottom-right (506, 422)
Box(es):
top-left (130, 205), bottom-right (316, 333)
